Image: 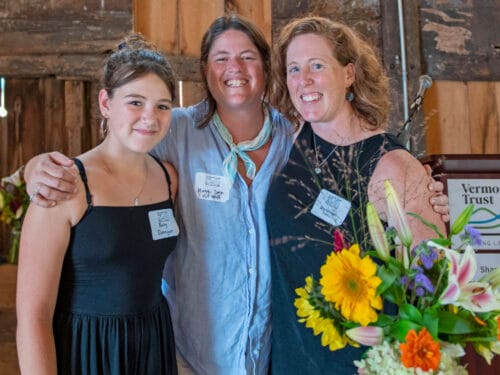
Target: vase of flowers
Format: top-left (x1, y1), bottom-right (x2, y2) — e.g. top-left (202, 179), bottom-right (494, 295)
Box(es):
top-left (295, 180), bottom-right (500, 374)
top-left (0, 168), bottom-right (30, 264)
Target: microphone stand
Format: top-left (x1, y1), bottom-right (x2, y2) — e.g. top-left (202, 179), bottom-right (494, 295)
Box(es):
top-left (397, 95), bottom-right (424, 152)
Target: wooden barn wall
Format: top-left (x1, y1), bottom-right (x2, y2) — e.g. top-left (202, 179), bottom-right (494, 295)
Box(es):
top-left (0, 0), bottom-right (132, 257)
top-left (0, 1), bottom-right (499, 254)
top-left (133, 0), bottom-right (272, 107)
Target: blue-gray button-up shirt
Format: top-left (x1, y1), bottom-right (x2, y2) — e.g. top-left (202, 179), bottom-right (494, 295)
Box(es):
top-left (153, 101), bottom-right (294, 374)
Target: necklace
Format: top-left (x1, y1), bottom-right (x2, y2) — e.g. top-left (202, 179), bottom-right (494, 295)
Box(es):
top-left (102, 158), bottom-right (149, 206)
top-left (312, 132), bottom-right (337, 175)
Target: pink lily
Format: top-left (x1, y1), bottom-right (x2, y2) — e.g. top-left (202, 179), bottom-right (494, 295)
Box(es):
top-left (435, 242), bottom-right (500, 312)
top-left (346, 326), bottom-right (384, 346)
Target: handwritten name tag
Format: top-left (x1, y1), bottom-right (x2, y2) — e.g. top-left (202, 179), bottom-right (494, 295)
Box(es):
top-left (194, 172), bottom-right (231, 202)
top-left (148, 208), bottom-right (179, 240)
top-left (311, 189), bottom-right (351, 227)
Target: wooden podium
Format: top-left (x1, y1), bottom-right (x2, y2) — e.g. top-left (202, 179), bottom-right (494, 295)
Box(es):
top-left (420, 154), bottom-right (500, 374)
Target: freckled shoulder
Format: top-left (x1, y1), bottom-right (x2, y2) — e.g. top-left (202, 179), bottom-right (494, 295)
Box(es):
top-left (367, 149), bottom-right (431, 219)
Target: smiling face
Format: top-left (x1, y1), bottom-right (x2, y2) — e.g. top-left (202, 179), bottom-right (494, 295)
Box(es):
top-left (286, 33), bottom-right (354, 125)
top-left (99, 73), bottom-right (173, 154)
top-left (204, 29), bottom-right (266, 113)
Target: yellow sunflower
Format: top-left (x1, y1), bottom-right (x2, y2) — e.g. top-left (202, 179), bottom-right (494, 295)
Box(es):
top-left (320, 244), bottom-right (382, 326)
top-left (295, 277), bottom-right (348, 351)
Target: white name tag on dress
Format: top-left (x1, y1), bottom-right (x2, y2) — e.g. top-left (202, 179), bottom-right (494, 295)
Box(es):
top-left (311, 189), bottom-right (351, 227)
top-left (148, 208), bottom-right (179, 240)
top-left (194, 172), bottom-right (231, 202)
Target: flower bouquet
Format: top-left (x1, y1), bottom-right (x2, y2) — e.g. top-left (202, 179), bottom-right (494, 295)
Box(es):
top-left (0, 168), bottom-right (30, 263)
top-left (295, 180), bottom-right (500, 374)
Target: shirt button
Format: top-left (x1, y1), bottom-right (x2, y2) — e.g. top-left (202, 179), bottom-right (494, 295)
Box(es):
top-left (248, 268), bottom-right (254, 274)
top-left (249, 228), bottom-right (255, 235)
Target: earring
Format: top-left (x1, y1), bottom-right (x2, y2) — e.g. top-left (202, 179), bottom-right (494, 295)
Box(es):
top-left (100, 118), bottom-right (108, 137)
top-left (345, 91), bottom-right (354, 102)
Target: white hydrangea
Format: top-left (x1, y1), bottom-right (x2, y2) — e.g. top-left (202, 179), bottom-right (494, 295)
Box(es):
top-left (354, 341), bottom-right (468, 375)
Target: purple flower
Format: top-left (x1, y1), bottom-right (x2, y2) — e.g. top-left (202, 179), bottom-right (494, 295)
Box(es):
top-left (420, 249), bottom-right (438, 270)
top-left (404, 265), bottom-right (435, 296)
top-left (415, 286), bottom-right (425, 297)
top-left (415, 271), bottom-right (435, 293)
top-left (461, 225), bottom-right (482, 247)
top-left (401, 276), bottom-right (408, 286)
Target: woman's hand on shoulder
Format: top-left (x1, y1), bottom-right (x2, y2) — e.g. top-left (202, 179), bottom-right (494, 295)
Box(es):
top-left (24, 151), bottom-right (78, 207)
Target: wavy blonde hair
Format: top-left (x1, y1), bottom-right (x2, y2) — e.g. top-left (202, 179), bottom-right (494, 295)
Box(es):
top-left (270, 16), bottom-right (390, 130)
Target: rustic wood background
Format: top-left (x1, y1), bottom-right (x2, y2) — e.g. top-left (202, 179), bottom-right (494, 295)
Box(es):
top-left (0, 1), bottom-right (499, 372)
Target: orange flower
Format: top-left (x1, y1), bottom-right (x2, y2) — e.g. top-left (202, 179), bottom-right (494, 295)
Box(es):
top-left (400, 328), bottom-right (441, 371)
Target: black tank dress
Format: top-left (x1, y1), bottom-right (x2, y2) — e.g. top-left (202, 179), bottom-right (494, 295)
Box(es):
top-left (266, 122), bottom-right (406, 375)
top-left (53, 156), bottom-right (179, 374)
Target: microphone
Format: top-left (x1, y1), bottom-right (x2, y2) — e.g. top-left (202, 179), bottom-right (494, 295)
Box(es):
top-left (410, 75), bottom-right (433, 110)
top-left (397, 75), bottom-right (433, 139)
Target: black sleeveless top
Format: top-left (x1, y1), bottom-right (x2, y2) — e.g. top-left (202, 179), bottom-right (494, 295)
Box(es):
top-left (266, 123), bottom-right (406, 374)
top-left (53, 155), bottom-right (178, 375)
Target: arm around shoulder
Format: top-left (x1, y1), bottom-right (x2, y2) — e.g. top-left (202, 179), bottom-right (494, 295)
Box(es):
top-left (24, 151), bottom-right (77, 207)
top-left (368, 150), bottom-right (447, 246)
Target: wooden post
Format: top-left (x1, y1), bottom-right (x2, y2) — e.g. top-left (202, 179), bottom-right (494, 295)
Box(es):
top-left (64, 81), bottom-right (85, 157)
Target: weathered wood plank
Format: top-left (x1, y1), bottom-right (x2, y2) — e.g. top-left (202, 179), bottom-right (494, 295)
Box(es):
top-left (381, 0), bottom-right (425, 154)
top-left (467, 81), bottom-right (500, 154)
top-left (228, 0), bottom-right (272, 43)
top-left (178, 0), bottom-right (224, 57)
top-left (88, 82), bottom-right (102, 148)
top-left (0, 16), bottom-right (132, 56)
top-left (133, 0), bottom-right (178, 53)
top-left (0, 54), bottom-right (200, 81)
top-left (420, 1), bottom-right (500, 80)
top-left (42, 78), bottom-right (66, 153)
top-left (0, 0), bottom-right (131, 16)
top-left (424, 81), bottom-right (471, 154)
top-left (64, 81), bottom-right (85, 157)
top-left (179, 81), bottom-right (206, 108)
top-left (0, 265), bottom-right (20, 375)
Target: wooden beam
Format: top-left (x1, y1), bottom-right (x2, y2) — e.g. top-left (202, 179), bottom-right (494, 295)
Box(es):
top-left (0, 16), bottom-right (132, 56)
top-left (178, 0), bottom-right (224, 57)
top-left (424, 81), bottom-right (471, 154)
top-left (380, 0), bottom-right (425, 154)
top-left (467, 82), bottom-right (500, 154)
top-left (0, 54), bottom-right (200, 81)
top-left (420, 2), bottom-right (500, 80)
top-left (64, 81), bottom-right (85, 157)
top-left (228, 0), bottom-right (272, 44)
top-left (133, 0), bottom-right (178, 53)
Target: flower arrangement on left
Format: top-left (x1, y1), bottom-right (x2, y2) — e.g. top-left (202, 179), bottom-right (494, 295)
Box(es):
top-left (0, 167), bottom-right (30, 263)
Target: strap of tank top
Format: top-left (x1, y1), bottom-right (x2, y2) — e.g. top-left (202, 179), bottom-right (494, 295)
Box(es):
top-left (72, 158), bottom-right (93, 207)
top-left (149, 154), bottom-right (173, 200)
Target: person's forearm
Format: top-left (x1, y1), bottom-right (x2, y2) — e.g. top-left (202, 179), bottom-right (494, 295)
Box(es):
top-left (17, 321), bottom-right (58, 375)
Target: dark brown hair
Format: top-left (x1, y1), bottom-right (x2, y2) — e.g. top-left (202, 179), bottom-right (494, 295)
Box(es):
top-left (198, 14), bottom-right (271, 127)
top-left (102, 33), bottom-right (176, 102)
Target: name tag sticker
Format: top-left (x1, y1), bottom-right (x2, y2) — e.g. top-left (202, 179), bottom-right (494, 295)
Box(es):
top-left (194, 172), bottom-right (231, 202)
top-left (311, 189), bottom-right (351, 227)
top-left (148, 208), bottom-right (179, 240)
